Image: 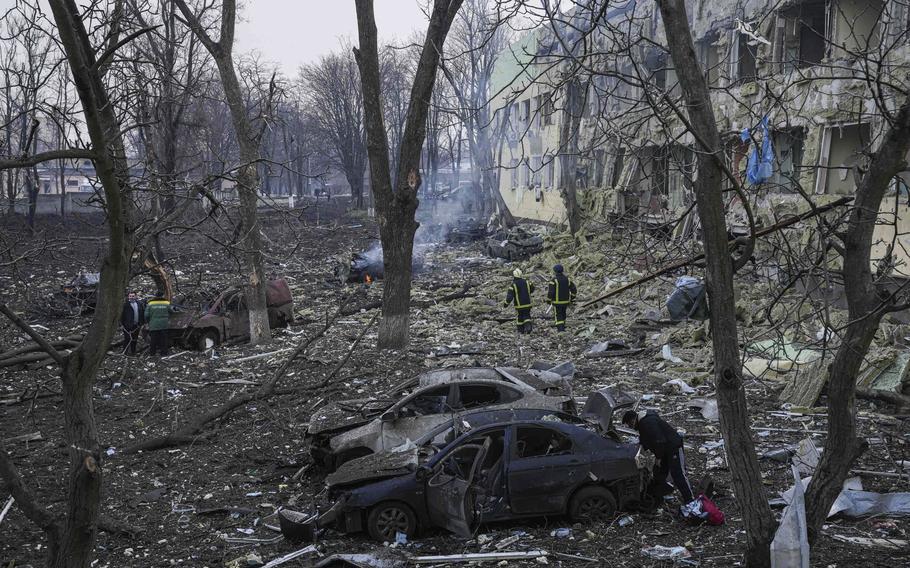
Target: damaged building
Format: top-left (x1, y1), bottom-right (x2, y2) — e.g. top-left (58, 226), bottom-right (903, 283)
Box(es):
top-left (491, 0), bottom-right (910, 275)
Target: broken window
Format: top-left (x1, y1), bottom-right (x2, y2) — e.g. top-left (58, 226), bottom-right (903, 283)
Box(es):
top-left (777, 1), bottom-right (828, 72)
top-left (510, 158), bottom-right (519, 188)
top-left (830, 0), bottom-right (883, 57)
top-left (698, 33), bottom-right (721, 86)
top-left (541, 92), bottom-right (555, 126)
top-left (520, 99), bottom-right (531, 124)
top-left (515, 426), bottom-right (573, 458)
top-left (455, 384), bottom-right (517, 409)
top-left (816, 122), bottom-right (871, 195)
top-left (732, 32), bottom-right (758, 84)
top-left (769, 129), bottom-right (806, 193)
top-left (530, 156), bottom-right (542, 187)
top-left (544, 159), bottom-right (555, 187)
top-left (398, 385), bottom-right (451, 417)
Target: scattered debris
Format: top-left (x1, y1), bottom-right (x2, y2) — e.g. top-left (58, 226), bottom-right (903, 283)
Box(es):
top-left (830, 535), bottom-right (909, 549)
top-left (689, 398), bottom-right (719, 421)
top-left (770, 466), bottom-right (810, 568)
top-left (584, 340), bottom-right (644, 359)
top-left (661, 344), bottom-right (684, 364)
top-left (640, 545), bottom-right (691, 562)
top-left (260, 545), bottom-right (318, 568)
top-left (411, 551), bottom-right (548, 564)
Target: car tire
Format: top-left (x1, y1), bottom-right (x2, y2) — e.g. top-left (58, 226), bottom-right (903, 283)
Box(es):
top-left (367, 501), bottom-right (417, 542)
top-left (197, 328), bottom-right (219, 351)
top-left (569, 485), bottom-right (617, 523)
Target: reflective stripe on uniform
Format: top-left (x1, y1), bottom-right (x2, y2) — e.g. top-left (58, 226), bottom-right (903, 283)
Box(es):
top-left (551, 278), bottom-right (570, 305)
top-left (512, 283), bottom-right (531, 309)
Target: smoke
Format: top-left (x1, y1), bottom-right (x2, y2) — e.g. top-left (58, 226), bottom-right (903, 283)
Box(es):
top-left (414, 184), bottom-right (483, 244)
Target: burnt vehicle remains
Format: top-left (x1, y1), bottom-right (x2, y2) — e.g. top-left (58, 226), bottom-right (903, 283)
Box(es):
top-left (485, 226), bottom-right (544, 260)
top-left (60, 271), bottom-right (101, 310)
top-left (306, 367), bottom-right (574, 470)
top-left (445, 218), bottom-right (487, 244)
top-left (336, 242), bottom-right (424, 284)
top-left (165, 278), bottom-right (294, 349)
top-left (319, 420), bottom-right (644, 542)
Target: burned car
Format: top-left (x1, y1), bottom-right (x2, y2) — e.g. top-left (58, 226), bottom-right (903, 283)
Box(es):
top-left (307, 367), bottom-right (574, 470)
top-left (485, 226), bottom-right (544, 260)
top-left (445, 219), bottom-right (487, 244)
top-left (165, 278), bottom-right (294, 349)
top-left (319, 420), bottom-right (644, 541)
top-left (60, 271), bottom-right (101, 310)
top-left (335, 242), bottom-right (424, 284)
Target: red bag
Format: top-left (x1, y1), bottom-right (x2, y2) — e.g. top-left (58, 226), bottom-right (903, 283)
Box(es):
top-left (698, 493), bottom-right (725, 525)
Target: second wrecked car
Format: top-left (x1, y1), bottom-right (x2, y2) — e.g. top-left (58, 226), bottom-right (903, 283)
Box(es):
top-left (318, 420), bottom-right (644, 541)
top-left (166, 278), bottom-right (294, 349)
top-left (485, 226), bottom-right (544, 260)
top-left (306, 367), bottom-right (574, 470)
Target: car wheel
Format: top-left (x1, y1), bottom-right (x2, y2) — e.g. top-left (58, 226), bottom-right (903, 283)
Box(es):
top-left (197, 328), bottom-right (219, 351)
top-left (334, 447), bottom-right (373, 469)
top-left (569, 485), bottom-right (617, 523)
top-left (367, 501), bottom-right (417, 542)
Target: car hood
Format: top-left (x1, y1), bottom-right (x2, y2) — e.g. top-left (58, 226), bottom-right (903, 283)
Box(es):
top-left (325, 446), bottom-right (421, 490)
top-left (307, 398), bottom-right (393, 436)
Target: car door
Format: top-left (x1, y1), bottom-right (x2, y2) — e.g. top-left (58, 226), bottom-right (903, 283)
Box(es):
top-left (425, 437), bottom-right (491, 537)
top-left (377, 385), bottom-right (456, 451)
top-left (507, 425), bottom-right (590, 515)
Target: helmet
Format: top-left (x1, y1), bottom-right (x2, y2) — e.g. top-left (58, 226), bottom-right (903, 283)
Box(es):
top-left (513, 268), bottom-right (523, 278)
top-left (553, 264), bottom-right (564, 273)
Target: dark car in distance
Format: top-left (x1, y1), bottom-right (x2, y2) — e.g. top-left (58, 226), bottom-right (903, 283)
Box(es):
top-left (320, 420), bottom-right (644, 542)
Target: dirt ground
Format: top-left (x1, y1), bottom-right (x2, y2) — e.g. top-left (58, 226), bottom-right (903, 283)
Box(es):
top-left (1, 208), bottom-right (909, 567)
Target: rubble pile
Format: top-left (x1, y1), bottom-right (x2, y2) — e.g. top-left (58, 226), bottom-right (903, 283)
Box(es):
top-left (1, 212), bottom-right (908, 567)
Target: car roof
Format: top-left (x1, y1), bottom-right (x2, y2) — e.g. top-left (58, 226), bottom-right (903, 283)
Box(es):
top-left (428, 419), bottom-right (604, 465)
top-left (414, 409), bottom-right (580, 445)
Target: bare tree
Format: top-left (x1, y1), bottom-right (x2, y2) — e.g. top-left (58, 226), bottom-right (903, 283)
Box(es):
top-left (441, 0), bottom-right (516, 225)
top-left (354, 0), bottom-right (464, 348)
top-left (298, 48), bottom-right (368, 207)
top-left (174, 0), bottom-right (273, 344)
top-left (0, 0), bottom-right (140, 565)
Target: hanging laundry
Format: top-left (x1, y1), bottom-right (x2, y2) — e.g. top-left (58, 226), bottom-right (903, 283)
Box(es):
top-left (746, 116), bottom-right (774, 185)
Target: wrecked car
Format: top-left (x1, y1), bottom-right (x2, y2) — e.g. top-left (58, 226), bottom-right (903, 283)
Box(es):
top-left (60, 271), bottom-right (101, 310)
top-left (319, 420), bottom-right (644, 541)
top-left (335, 242), bottom-right (424, 284)
top-left (485, 226), bottom-right (544, 260)
top-left (165, 278), bottom-right (294, 349)
top-left (307, 367), bottom-right (574, 470)
top-left (445, 219), bottom-right (487, 244)
top-left (324, 408), bottom-right (584, 491)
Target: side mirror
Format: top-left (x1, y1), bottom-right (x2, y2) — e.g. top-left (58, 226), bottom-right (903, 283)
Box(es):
top-left (414, 465), bottom-right (430, 482)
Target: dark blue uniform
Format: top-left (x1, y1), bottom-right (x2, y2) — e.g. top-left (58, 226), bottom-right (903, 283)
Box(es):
top-left (505, 277), bottom-right (534, 334)
top-left (546, 272), bottom-right (576, 331)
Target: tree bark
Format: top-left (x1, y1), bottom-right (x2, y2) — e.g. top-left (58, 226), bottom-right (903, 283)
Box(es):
top-left (558, 81), bottom-right (583, 235)
top-left (0, 2), bottom-right (138, 566)
top-left (353, 0), bottom-right (463, 349)
top-left (655, 1), bottom-right (775, 565)
top-left (174, 0), bottom-right (271, 345)
top-left (804, 97), bottom-right (910, 542)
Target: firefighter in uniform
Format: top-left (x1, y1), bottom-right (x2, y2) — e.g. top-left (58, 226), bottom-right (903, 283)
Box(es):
top-left (504, 268), bottom-right (534, 334)
top-left (546, 264), bottom-right (576, 332)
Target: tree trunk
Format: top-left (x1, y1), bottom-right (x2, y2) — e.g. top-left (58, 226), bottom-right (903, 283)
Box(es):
top-left (656, 1), bottom-right (775, 565)
top-left (175, 0), bottom-right (272, 345)
top-left (558, 81), bottom-right (582, 235)
top-left (354, 0), bottom-right (463, 349)
top-left (804, 97), bottom-right (910, 542)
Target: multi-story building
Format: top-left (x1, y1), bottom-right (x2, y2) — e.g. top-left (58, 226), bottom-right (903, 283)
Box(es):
top-left (491, 0), bottom-right (908, 272)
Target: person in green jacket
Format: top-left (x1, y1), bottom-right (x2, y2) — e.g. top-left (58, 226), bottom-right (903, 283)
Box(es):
top-left (144, 296), bottom-right (172, 356)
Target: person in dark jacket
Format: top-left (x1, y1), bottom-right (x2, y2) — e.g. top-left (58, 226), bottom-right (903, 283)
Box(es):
top-left (504, 268), bottom-right (534, 334)
top-left (546, 264), bottom-right (576, 332)
top-left (144, 296), bottom-right (173, 356)
top-left (622, 409), bottom-right (694, 503)
top-left (120, 291), bottom-right (146, 355)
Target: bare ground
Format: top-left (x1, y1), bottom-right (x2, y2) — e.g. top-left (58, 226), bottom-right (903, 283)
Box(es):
top-left (1, 210), bottom-right (909, 567)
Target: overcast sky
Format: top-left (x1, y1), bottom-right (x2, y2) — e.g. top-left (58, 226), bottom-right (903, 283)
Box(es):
top-left (235, 1), bottom-right (429, 74)
top-left (0, 0), bottom-right (430, 75)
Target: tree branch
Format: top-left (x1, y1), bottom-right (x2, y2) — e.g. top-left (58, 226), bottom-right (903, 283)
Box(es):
top-left (0, 304), bottom-right (66, 366)
top-left (0, 445), bottom-right (60, 541)
top-left (0, 149), bottom-right (95, 171)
